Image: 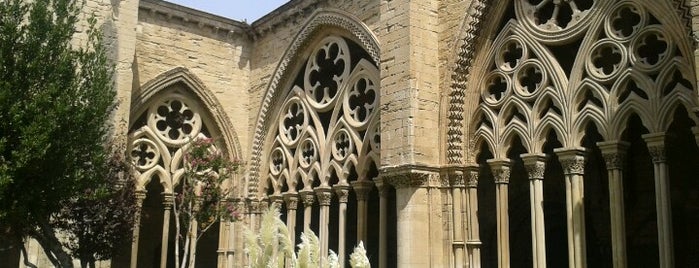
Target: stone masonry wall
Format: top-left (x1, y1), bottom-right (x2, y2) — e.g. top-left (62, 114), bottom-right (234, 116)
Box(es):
top-left (134, 1), bottom-right (252, 159)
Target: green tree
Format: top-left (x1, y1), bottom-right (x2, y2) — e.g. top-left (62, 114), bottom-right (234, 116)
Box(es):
top-left (0, 0), bottom-right (130, 267)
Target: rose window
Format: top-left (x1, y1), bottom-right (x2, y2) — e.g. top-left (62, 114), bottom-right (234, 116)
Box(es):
top-left (305, 37), bottom-right (350, 110)
top-left (523, 0), bottom-right (593, 30)
top-left (148, 97), bottom-right (202, 146)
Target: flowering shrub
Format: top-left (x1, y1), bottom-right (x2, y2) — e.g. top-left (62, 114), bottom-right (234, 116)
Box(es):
top-left (174, 137), bottom-right (241, 268)
top-left (246, 207), bottom-right (371, 268)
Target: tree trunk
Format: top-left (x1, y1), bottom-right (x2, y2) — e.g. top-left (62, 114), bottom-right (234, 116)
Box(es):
top-left (36, 220), bottom-right (74, 268)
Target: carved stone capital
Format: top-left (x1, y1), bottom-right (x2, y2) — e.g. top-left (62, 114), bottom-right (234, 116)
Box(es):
top-left (465, 164), bottom-right (479, 188)
top-left (373, 177), bottom-right (388, 197)
top-left (487, 159), bottom-right (511, 184)
top-left (443, 167), bottom-right (466, 188)
top-left (299, 190), bottom-right (315, 208)
top-left (521, 154), bottom-right (547, 180)
top-left (555, 148), bottom-right (587, 175)
top-left (333, 184), bottom-right (350, 203)
top-left (283, 193), bottom-right (299, 210)
top-left (314, 186), bottom-right (332, 206)
top-left (597, 141), bottom-right (630, 170)
top-left (269, 194), bottom-right (284, 208)
top-left (351, 180), bottom-right (374, 201)
top-left (135, 190), bottom-right (147, 207)
top-left (248, 199), bottom-right (261, 214)
top-left (382, 171), bottom-right (438, 189)
top-left (643, 133), bottom-right (666, 163)
top-left (380, 165), bottom-right (441, 188)
top-left (161, 193), bottom-right (175, 207)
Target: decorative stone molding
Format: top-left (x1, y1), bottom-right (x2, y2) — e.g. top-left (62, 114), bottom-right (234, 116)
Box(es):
top-left (487, 159), bottom-right (511, 184)
top-left (643, 133), bottom-right (667, 163)
top-left (448, 0), bottom-right (491, 164)
top-left (555, 148), bottom-right (587, 175)
top-left (521, 154), bottom-right (547, 180)
top-left (248, 9), bottom-right (381, 197)
top-left (269, 194), bottom-right (284, 208)
top-left (597, 141), bottom-right (630, 170)
top-left (314, 187), bottom-right (333, 206)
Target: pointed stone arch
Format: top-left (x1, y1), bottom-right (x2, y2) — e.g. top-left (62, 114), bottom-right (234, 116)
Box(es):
top-left (248, 9), bottom-right (380, 198)
top-left (131, 67), bottom-right (242, 160)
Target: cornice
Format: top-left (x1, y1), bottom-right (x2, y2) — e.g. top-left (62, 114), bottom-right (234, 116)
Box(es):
top-left (139, 0), bottom-right (250, 41)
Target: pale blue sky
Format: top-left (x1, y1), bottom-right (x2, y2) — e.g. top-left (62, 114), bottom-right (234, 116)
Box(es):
top-left (164, 0), bottom-right (290, 22)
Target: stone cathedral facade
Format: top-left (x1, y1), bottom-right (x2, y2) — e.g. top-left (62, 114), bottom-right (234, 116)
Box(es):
top-left (9, 0), bottom-right (699, 267)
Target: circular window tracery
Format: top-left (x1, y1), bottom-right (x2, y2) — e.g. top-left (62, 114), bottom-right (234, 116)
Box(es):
top-left (147, 96), bottom-right (202, 147)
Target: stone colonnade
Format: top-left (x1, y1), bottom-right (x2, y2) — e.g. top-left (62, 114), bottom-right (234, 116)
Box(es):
top-left (439, 131), bottom-right (689, 268)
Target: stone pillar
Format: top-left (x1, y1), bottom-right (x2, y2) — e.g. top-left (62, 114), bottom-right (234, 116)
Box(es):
top-left (373, 177), bottom-right (389, 268)
top-left (642, 133), bottom-right (674, 268)
top-left (385, 170), bottom-right (442, 267)
top-left (283, 193), bottom-right (300, 247)
top-left (315, 186), bottom-right (332, 266)
top-left (334, 184), bottom-right (350, 268)
top-left (130, 190), bottom-right (146, 268)
top-left (299, 190), bottom-right (315, 232)
top-left (465, 165), bottom-right (482, 268)
top-left (351, 180), bottom-right (374, 243)
top-left (449, 170), bottom-right (466, 268)
top-left (521, 154), bottom-right (547, 268)
top-left (488, 159), bottom-right (511, 268)
top-left (597, 141), bottom-right (629, 268)
top-left (160, 193), bottom-right (174, 268)
top-left (554, 148), bottom-right (587, 268)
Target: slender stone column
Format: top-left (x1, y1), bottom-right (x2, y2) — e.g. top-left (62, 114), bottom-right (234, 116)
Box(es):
top-left (464, 165), bottom-right (481, 268)
top-left (351, 180), bottom-right (374, 243)
top-left (334, 184), bottom-right (350, 268)
top-left (160, 193), bottom-right (175, 268)
top-left (521, 154), bottom-right (547, 268)
top-left (130, 190), bottom-right (146, 268)
top-left (283, 193), bottom-right (300, 246)
top-left (315, 186), bottom-right (332, 266)
top-left (642, 133), bottom-right (674, 268)
top-left (554, 148), bottom-right (587, 268)
top-left (373, 177), bottom-right (388, 268)
top-left (487, 159), bottom-right (511, 268)
top-left (597, 141), bottom-right (629, 268)
top-left (299, 190), bottom-right (315, 232)
top-left (449, 171), bottom-right (466, 268)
